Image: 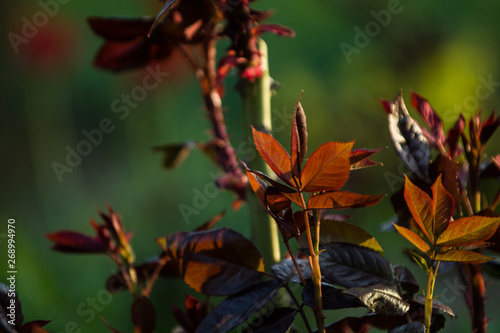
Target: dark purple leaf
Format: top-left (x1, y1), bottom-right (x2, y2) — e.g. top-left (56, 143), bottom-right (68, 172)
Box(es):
top-left (252, 24), bottom-right (296, 38)
top-left (131, 296), bottom-right (156, 333)
top-left (302, 283), bottom-right (363, 310)
top-left (388, 322), bottom-right (425, 333)
top-left (394, 265), bottom-right (419, 294)
top-left (149, 0), bottom-right (177, 37)
top-left (19, 320), bottom-right (53, 333)
top-left (246, 307), bottom-right (297, 333)
top-left (271, 258), bottom-right (309, 283)
top-left (480, 110), bottom-right (500, 145)
top-left (480, 155), bottom-right (500, 179)
top-left (343, 284), bottom-right (410, 316)
top-left (195, 280), bottom-right (282, 333)
top-left (88, 17), bottom-right (153, 41)
top-left (318, 243), bottom-right (396, 289)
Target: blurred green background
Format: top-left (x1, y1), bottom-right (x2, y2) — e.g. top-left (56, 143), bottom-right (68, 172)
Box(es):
top-left (1, 0), bottom-right (500, 332)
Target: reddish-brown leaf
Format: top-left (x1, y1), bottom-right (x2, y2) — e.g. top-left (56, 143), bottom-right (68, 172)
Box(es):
top-left (290, 97), bottom-right (307, 179)
top-left (282, 192), bottom-right (305, 209)
top-left (301, 141), bottom-right (354, 192)
top-left (246, 169), bottom-right (267, 209)
top-left (131, 296), bottom-right (156, 333)
top-left (308, 191), bottom-right (384, 210)
top-left (46, 231), bottom-right (107, 253)
top-left (393, 224), bottom-right (430, 254)
top-left (349, 148), bottom-right (384, 166)
top-left (429, 155), bottom-right (460, 210)
top-left (411, 91), bottom-right (445, 147)
top-left (265, 187), bottom-right (291, 215)
top-left (447, 114), bottom-right (465, 159)
top-left (252, 126), bottom-right (294, 187)
top-left (436, 216), bottom-right (500, 246)
top-left (434, 249), bottom-right (494, 263)
top-left (431, 174), bottom-right (454, 236)
top-left (403, 176), bottom-right (434, 242)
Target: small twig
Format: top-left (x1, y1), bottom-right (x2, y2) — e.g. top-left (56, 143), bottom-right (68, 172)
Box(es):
top-left (284, 283), bottom-right (313, 333)
top-left (142, 255), bottom-right (170, 297)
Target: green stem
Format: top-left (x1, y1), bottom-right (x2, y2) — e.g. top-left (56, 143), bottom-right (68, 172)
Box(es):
top-left (425, 261), bottom-right (439, 332)
top-left (239, 39), bottom-right (281, 266)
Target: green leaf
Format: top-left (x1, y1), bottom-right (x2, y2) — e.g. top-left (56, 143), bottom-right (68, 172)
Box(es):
top-left (436, 216), bottom-right (500, 246)
top-left (299, 220), bottom-right (384, 255)
top-left (307, 191), bottom-right (384, 210)
top-left (405, 249), bottom-right (429, 274)
top-left (156, 228), bottom-right (264, 296)
top-left (393, 224), bottom-right (430, 254)
top-left (300, 141), bottom-right (354, 192)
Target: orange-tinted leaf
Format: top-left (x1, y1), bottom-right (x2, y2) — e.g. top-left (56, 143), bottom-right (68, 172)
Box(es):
top-left (308, 191), bottom-right (384, 210)
top-left (429, 154), bottom-right (460, 210)
top-left (252, 126), bottom-right (294, 187)
top-left (246, 169), bottom-right (267, 209)
top-left (314, 220), bottom-right (384, 254)
top-left (291, 97), bottom-right (307, 179)
top-left (393, 224), bottom-right (430, 254)
top-left (156, 228), bottom-right (264, 296)
top-left (431, 174), bottom-right (454, 236)
top-left (301, 141), bottom-right (354, 192)
top-left (282, 191), bottom-right (305, 209)
top-left (435, 249), bottom-right (494, 263)
top-left (350, 158), bottom-right (381, 170)
top-left (404, 176), bottom-right (433, 242)
top-left (436, 216), bottom-right (500, 246)
top-left (265, 187), bottom-right (291, 214)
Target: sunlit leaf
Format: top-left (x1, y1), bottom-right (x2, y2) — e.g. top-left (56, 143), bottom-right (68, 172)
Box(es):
top-left (434, 249), bottom-right (494, 263)
top-left (246, 167), bottom-right (267, 209)
top-left (290, 97), bottom-right (307, 179)
top-left (308, 191), bottom-right (384, 210)
top-left (299, 220), bottom-right (384, 255)
top-left (252, 126), bottom-right (294, 187)
top-left (318, 243), bottom-right (395, 288)
top-left (393, 224), bottom-right (430, 254)
top-left (301, 141), bottom-right (354, 192)
top-left (156, 228), bottom-right (264, 296)
top-left (413, 295), bottom-right (456, 317)
top-left (431, 174), bottom-right (454, 236)
top-left (405, 249), bottom-right (429, 274)
top-left (350, 148), bottom-right (384, 170)
top-left (131, 296), bottom-right (156, 333)
top-left (404, 175), bottom-right (433, 242)
top-left (195, 280), bottom-right (282, 333)
top-left (436, 216), bottom-right (500, 246)
top-left (264, 187), bottom-right (291, 215)
top-left (343, 284), bottom-right (410, 316)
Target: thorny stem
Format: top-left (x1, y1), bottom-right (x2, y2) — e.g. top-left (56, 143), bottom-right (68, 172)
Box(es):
top-left (299, 194), bottom-right (324, 333)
